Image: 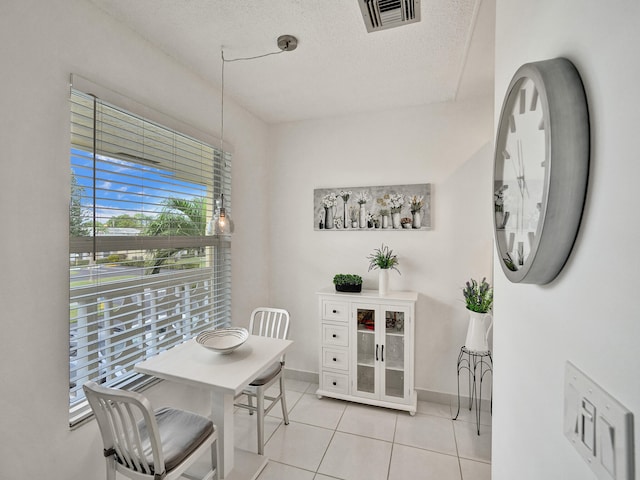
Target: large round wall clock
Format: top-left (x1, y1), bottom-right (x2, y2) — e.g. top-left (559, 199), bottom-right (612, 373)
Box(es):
top-left (493, 57), bottom-right (590, 284)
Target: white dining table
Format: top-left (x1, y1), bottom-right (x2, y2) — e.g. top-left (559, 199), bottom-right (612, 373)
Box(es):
top-left (134, 334), bottom-right (293, 480)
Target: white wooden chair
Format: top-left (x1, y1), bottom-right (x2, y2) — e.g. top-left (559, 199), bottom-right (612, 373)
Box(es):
top-left (234, 307), bottom-right (290, 455)
top-left (83, 381), bottom-right (219, 480)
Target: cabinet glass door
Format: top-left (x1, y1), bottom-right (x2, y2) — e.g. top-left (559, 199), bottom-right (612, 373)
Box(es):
top-left (383, 309), bottom-right (405, 399)
top-left (355, 307), bottom-right (376, 396)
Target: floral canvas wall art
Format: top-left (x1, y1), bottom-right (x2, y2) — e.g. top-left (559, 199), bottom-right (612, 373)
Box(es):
top-left (314, 184), bottom-right (432, 231)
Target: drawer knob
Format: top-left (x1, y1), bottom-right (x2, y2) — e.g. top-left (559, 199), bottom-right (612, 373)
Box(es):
top-left (332, 334), bottom-right (337, 338)
top-left (332, 309), bottom-right (337, 313)
top-left (332, 381), bottom-right (337, 386)
top-left (333, 357), bottom-right (337, 362)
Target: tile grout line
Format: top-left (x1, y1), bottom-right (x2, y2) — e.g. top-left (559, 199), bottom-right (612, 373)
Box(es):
top-left (451, 403), bottom-right (465, 480)
top-left (312, 401), bottom-right (349, 478)
top-left (386, 413), bottom-right (399, 480)
top-left (258, 386), bottom-right (490, 479)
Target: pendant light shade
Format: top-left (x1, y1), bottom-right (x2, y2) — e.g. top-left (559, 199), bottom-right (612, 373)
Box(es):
top-left (209, 194), bottom-right (234, 235)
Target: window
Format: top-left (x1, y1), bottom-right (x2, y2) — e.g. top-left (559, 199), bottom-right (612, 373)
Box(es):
top-left (69, 80), bottom-right (231, 426)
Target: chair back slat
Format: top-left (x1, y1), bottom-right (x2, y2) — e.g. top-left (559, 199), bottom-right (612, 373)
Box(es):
top-left (112, 401), bottom-right (150, 473)
top-left (84, 381), bottom-right (164, 477)
top-left (250, 308), bottom-right (290, 340)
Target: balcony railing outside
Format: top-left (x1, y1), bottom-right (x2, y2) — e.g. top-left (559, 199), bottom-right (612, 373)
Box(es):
top-left (70, 267), bottom-right (223, 407)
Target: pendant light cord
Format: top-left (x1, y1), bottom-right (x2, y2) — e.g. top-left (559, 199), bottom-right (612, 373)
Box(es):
top-left (219, 48), bottom-right (284, 166)
top-left (222, 49), bottom-right (284, 63)
top-left (214, 38), bottom-right (295, 233)
top-left (220, 50), bottom-right (225, 166)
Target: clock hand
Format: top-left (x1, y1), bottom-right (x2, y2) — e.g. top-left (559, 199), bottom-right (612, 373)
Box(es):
top-left (516, 140), bottom-right (526, 198)
top-left (511, 144), bottom-right (521, 192)
top-left (515, 140), bottom-right (530, 244)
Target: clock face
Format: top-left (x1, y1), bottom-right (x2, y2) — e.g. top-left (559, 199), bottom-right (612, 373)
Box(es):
top-left (493, 58), bottom-right (589, 285)
top-left (494, 76), bottom-right (548, 274)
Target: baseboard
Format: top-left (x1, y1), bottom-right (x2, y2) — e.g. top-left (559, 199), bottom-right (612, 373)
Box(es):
top-left (416, 388), bottom-right (456, 405)
top-left (416, 387), bottom-right (492, 412)
top-left (284, 369), bottom-right (492, 412)
top-left (283, 368), bottom-right (319, 384)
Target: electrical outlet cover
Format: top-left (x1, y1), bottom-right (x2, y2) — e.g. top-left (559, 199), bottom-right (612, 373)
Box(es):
top-left (564, 361), bottom-right (635, 480)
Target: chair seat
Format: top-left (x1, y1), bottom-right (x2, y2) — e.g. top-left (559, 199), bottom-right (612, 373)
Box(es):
top-left (249, 361), bottom-right (282, 387)
top-left (136, 407), bottom-right (214, 473)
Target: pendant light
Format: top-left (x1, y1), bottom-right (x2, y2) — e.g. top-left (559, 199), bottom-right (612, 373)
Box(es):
top-left (208, 47), bottom-right (233, 236)
top-left (212, 193), bottom-right (234, 234)
top-left (207, 35), bottom-right (298, 236)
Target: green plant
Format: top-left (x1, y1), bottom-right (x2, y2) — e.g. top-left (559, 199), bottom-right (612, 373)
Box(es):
top-left (333, 274), bottom-right (363, 286)
top-left (463, 277), bottom-right (493, 313)
top-left (367, 244), bottom-right (400, 273)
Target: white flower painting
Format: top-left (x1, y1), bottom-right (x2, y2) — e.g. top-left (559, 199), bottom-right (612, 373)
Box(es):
top-left (313, 183), bottom-right (431, 231)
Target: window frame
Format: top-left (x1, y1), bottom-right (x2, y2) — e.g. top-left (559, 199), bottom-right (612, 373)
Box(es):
top-left (68, 75), bottom-right (232, 427)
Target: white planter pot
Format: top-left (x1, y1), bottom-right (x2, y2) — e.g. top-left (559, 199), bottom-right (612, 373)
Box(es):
top-left (378, 269), bottom-right (389, 296)
top-left (412, 211), bottom-right (421, 228)
top-left (391, 212), bottom-right (401, 229)
top-left (359, 204), bottom-right (366, 228)
top-left (464, 309), bottom-right (493, 352)
top-left (324, 207), bottom-right (334, 229)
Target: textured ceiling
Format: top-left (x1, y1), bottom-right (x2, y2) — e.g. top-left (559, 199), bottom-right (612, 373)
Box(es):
top-left (88, 0), bottom-right (494, 124)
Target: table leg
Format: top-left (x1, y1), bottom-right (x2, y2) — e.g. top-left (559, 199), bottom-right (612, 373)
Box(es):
top-left (453, 347), bottom-right (464, 420)
top-left (467, 350), bottom-right (473, 411)
top-left (453, 347), bottom-right (492, 435)
top-left (472, 354), bottom-right (480, 435)
top-left (211, 390), bottom-right (235, 479)
top-left (477, 355), bottom-right (493, 435)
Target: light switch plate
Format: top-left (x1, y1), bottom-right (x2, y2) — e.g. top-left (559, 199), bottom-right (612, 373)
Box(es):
top-left (564, 361), bottom-right (635, 480)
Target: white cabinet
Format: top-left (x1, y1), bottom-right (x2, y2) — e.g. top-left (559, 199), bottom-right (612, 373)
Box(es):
top-left (317, 288), bottom-right (418, 414)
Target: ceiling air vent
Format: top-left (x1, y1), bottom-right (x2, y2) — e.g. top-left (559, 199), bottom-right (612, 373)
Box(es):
top-left (358, 0), bottom-right (421, 33)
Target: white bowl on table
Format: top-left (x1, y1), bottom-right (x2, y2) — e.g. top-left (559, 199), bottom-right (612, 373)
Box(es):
top-left (196, 327), bottom-right (249, 354)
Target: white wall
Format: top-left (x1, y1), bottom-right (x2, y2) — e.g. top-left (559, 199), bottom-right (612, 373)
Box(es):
top-left (0, 0), bottom-right (496, 478)
top-left (268, 95), bottom-right (495, 397)
top-left (493, 1), bottom-right (640, 478)
top-left (0, 0), bottom-right (270, 478)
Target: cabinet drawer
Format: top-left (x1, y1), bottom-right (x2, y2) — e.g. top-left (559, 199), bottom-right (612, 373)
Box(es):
top-left (322, 300), bottom-right (349, 322)
top-left (322, 324), bottom-right (349, 347)
top-left (321, 371), bottom-right (349, 395)
top-left (322, 347), bottom-right (349, 371)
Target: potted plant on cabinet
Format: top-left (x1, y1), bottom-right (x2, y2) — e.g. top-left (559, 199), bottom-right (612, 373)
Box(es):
top-left (462, 277), bottom-right (493, 352)
top-left (333, 274), bottom-right (363, 292)
top-left (367, 244), bottom-right (400, 296)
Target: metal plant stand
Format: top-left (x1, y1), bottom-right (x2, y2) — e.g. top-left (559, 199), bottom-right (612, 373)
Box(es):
top-left (453, 346), bottom-right (493, 435)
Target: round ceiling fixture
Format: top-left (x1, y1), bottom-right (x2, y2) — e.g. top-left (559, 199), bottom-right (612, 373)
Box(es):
top-left (277, 35), bottom-right (298, 52)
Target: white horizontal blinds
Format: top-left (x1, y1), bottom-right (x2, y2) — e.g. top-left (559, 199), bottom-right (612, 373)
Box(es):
top-left (69, 88), bottom-right (232, 425)
top-left (70, 91), bottom-right (223, 252)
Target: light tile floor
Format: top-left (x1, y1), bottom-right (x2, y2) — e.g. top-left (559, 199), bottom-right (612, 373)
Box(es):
top-left (233, 379), bottom-right (491, 480)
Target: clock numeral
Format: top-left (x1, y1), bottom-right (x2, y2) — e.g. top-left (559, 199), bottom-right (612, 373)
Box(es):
top-left (502, 149), bottom-right (511, 160)
top-left (519, 89), bottom-right (526, 115)
top-left (528, 231), bottom-right (535, 249)
top-left (517, 241), bottom-right (525, 266)
top-left (538, 117), bottom-right (545, 131)
top-left (509, 114), bottom-right (516, 133)
top-left (530, 87), bottom-right (539, 111)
